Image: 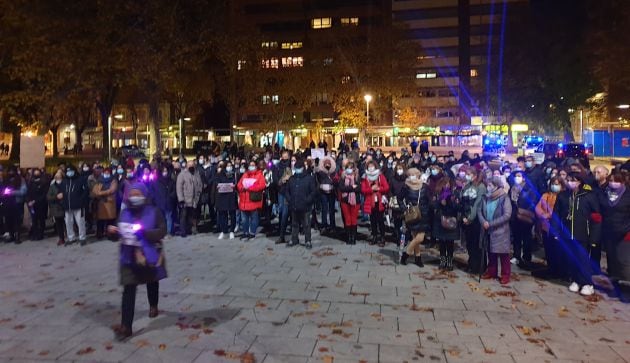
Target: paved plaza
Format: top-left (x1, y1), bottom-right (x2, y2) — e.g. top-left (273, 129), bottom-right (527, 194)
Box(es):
top-left (0, 228), bottom-right (629, 363)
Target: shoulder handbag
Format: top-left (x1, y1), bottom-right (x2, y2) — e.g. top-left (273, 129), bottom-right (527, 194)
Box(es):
top-left (516, 207), bottom-right (535, 224)
top-left (404, 190), bottom-right (422, 225)
top-left (249, 191), bottom-right (263, 202)
top-left (441, 215), bottom-right (458, 230)
top-left (389, 196), bottom-right (401, 212)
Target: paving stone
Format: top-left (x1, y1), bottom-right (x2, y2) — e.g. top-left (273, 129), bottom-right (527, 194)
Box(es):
top-left (312, 340), bottom-right (379, 361)
top-left (358, 327), bottom-right (420, 346)
top-left (248, 336), bottom-right (317, 356)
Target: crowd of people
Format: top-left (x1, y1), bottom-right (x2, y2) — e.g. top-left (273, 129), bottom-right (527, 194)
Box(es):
top-left (2, 141), bottom-right (630, 339)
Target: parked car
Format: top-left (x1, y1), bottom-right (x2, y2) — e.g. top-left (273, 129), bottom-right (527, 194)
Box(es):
top-left (118, 145), bottom-right (146, 158)
top-left (562, 143), bottom-right (590, 168)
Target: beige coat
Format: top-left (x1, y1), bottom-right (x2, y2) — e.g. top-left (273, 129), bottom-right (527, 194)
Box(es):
top-left (91, 179), bottom-right (118, 220)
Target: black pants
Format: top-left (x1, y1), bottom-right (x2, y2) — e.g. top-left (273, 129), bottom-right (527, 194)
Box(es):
top-left (96, 219), bottom-right (115, 238)
top-left (440, 240), bottom-right (455, 257)
top-left (121, 282), bottom-right (159, 330)
top-left (511, 220), bottom-right (533, 262)
top-left (179, 206), bottom-right (195, 236)
top-left (53, 216), bottom-right (65, 241)
top-left (369, 209), bottom-right (385, 239)
top-left (291, 210), bottom-right (311, 244)
top-left (31, 204), bottom-right (47, 240)
top-left (464, 221), bottom-right (483, 273)
top-left (543, 231), bottom-right (564, 278)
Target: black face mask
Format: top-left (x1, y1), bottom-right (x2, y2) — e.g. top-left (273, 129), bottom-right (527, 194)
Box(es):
top-left (188, 167), bottom-right (195, 174)
top-left (325, 165), bottom-right (331, 170)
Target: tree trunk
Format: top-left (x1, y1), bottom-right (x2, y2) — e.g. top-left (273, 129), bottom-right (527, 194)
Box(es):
top-left (75, 127), bottom-right (84, 151)
top-left (50, 126), bottom-right (59, 157)
top-left (9, 124), bottom-right (21, 161)
top-left (149, 99), bottom-right (161, 156)
top-left (98, 105), bottom-right (111, 160)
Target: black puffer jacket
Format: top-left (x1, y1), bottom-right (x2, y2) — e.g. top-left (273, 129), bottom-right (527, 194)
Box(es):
top-left (552, 184), bottom-right (602, 244)
top-left (600, 187), bottom-right (630, 244)
top-left (61, 171), bottom-right (88, 211)
top-left (402, 184), bottom-right (430, 232)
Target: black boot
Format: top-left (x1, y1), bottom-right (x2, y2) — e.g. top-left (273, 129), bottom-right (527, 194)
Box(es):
top-left (446, 256), bottom-right (454, 271)
top-left (400, 252), bottom-right (409, 265)
top-left (346, 228), bottom-right (352, 245)
top-left (439, 256), bottom-right (447, 270)
top-left (370, 235), bottom-right (377, 245)
top-left (351, 226), bottom-right (357, 245)
top-left (414, 255), bottom-right (424, 268)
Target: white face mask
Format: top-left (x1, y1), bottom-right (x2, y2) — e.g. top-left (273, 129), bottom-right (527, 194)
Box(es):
top-left (409, 175), bottom-right (417, 181)
top-left (503, 172), bottom-right (511, 178)
top-left (368, 166), bottom-right (376, 172)
top-left (396, 169), bottom-right (404, 176)
top-left (550, 184), bottom-right (561, 193)
top-left (514, 176), bottom-right (523, 185)
top-left (568, 181), bottom-right (580, 190)
top-left (458, 171), bottom-right (466, 178)
top-left (486, 184), bottom-right (496, 193)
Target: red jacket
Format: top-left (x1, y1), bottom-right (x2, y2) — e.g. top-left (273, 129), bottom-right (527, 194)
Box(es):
top-left (361, 174), bottom-right (390, 214)
top-left (237, 169), bottom-right (265, 211)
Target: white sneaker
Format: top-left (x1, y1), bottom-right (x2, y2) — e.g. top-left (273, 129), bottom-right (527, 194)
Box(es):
top-left (234, 225), bottom-right (239, 233)
top-left (569, 282), bottom-right (580, 293)
top-left (229, 232), bottom-right (235, 240)
top-left (579, 285), bottom-right (595, 296)
top-left (510, 257), bottom-right (519, 265)
top-left (218, 232), bottom-right (224, 240)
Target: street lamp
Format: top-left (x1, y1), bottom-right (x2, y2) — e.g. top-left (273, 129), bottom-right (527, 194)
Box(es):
top-left (179, 117), bottom-right (191, 154)
top-left (364, 94), bottom-right (372, 147)
top-left (617, 104), bottom-right (630, 109)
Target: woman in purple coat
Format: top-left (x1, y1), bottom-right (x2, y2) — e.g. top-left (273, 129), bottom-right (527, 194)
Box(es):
top-left (108, 182), bottom-right (167, 341)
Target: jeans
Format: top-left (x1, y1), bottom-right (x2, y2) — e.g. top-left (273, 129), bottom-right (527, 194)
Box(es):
top-left (163, 209), bottom-right (173, 235)
top-left (65, 209), bottom-right (86, 241)
top-left (511, 220), bottom-right (533, 262)
top-left (242, 210), bottom-right (259, 236)
top-left (278, 194), bottom-right (289, 239)
top-left (121, 282), bottom-right (159, 330)
top-left (320, 193), bottom-right (336, 228)
top-left (218, 210), bottom-right (236, 234)
top-left (291, 210), bottom-right (311, 244)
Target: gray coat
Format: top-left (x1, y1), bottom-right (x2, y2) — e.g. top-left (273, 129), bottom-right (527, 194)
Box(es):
top-left (477, 192), bottom-right (512, 254)
top-left (176, 169), bottom-right (203, 208)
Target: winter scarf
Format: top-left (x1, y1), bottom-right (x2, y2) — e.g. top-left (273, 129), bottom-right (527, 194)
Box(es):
top-left (343, 173), bottom-right (357, 206)
top-left (365, 168), bottom-right (380, 182)
top-left (405, 177), bottom-right (422, 191)
top-left (607, 185), bottom-right (626, 207)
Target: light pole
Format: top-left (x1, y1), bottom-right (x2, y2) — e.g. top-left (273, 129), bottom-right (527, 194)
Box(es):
top-left (179, 117), bottom-right (191, 154)
top-left (108, 114), bottom-right (124, 161)
top-left (364, 94), bottom-right (372, 148)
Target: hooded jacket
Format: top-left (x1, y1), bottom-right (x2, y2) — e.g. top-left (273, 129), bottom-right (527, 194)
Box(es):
top-left (552, 184), bottom-right (602, 244)
top-left (61, 169), bottom-right (88, 211)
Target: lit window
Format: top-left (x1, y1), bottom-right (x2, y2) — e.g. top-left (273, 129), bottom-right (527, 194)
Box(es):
top-left (416, 73), bottom-right (427, 79)
top-left (426, 73), bottom-right (437, 78)
top-left (281, 42), bottom-right (303, 49)
top-left (272, 95), bottom-right (279, 104)
top-left (340, 17), bottom-right (359, 26)
top-left (470, 69), bottom-right (479, 77)
top-left (417, 55), bottom-right (436, 60)
top-left (261, 41), bottom-right (278, 49)
top-left (262, 95), bottom-right (271, 105)
top-left (312, 17), bottom-right (332, 29)
top-left (281, 56), bottom-right (303, 67)
top-left (261, 57), bottom-right (279, 69)
top-left (341, 75), bottom-right (351, 84)
top-left (323, 57), bottom-right (333, 66)
top-left (237, 60), bottom-right (246, 70)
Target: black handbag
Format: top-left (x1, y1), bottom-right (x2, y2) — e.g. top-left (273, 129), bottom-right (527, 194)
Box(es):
top-left (249, 191), bottom-right (263, 202)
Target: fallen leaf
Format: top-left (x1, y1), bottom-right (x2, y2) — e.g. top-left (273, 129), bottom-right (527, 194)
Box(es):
top-left (558, 306), bottom-right (570, 317)
top-left (76, 347), bottom-right (96, 355)
top-left (240, 352), bottom-right (256, 363)
top-left (135, 340), bottom-right (150, 348)
top-left (254, 301), bottom-right (267, 308)
top-left (104, 343), bottom-right (113, 351)
top-left (203, 328), bottom-right (213, 335)
top-left (13, 324), bottom-right (25, 330)
top-left (322, 356), bottom-right (334, 363)
top-left (517, 325), bottom-right (535, 336)
top-left (331, 328), bottom-right (343, 335)
top-left (461, 320), bottom-right (474, 327)
top-left (484, 348), bottom-right (496, 354)
top-left (38, 350), bottom-right (49, 356)
top-left (523, 300), bottom-right (537, 308)
top-left (158, 343), bottom-right (167, 351)
top-left (370, 313), bottom-right (384, 321)
top-left (309, 303), bottom-right (320, 310)
top-left (447, 349), bottom-right (460, 357)
top-left (73, 301), bottom-right (85, 307)
top-left (0, 318), bottom-right (12, 324)
top-left (318, 347), bottom-right (330, 352)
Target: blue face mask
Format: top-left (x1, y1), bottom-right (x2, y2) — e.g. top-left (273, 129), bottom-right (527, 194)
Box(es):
top-left (294, 168), bottom-right (304, 174)
top-left (525, 161), bottom-right (533, 169)
top-left (345, 168), bottom-right (353, 175)
top-left (66, 170), bottom-right (75, 178)
top-left (272, 159), bottom-right (279, 165)
top-left (103, 174), bottom-right (111, 180)
top-left (248, 166), bottom-right (257, 172)
top-left (127, 172), bottom-right (134, 179)
top-left (431, 169), bottom-right (438, 176)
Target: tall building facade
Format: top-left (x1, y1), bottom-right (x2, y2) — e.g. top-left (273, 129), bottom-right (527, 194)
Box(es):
top-left (229, 0), bottom-right (393, 148)
top-left (393, 0), bottom-right (528, 135)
